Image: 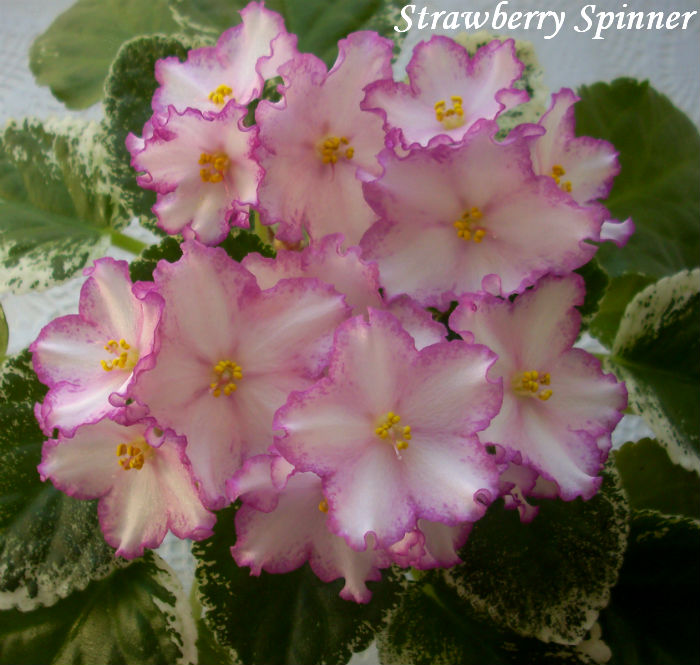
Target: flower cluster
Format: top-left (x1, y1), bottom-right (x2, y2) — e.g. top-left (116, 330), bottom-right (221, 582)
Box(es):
top-left (32, 2), bottom-right (629, 601)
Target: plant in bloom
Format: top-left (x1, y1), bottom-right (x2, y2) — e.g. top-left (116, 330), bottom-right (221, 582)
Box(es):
top-left (361, 122), bottom-right (600, 306)
top-left (254, 31), bottom-right (394, 246)
top-left (363, 35), bottom-right (528, 149)
top-left (450, 274), bottom-right (627, 500)
top-left (151, 1), bottom-right (298, 117)
top-left (30, 258), bottom-right (161, 436)
top-left (274, 309), bottom-right (503, 550)
top-left (129, 103), bottom-right (262, 244)
top-left (130, 240), bottom-right (350, 508)
top-left (38, 418), bottom-right (215, 558)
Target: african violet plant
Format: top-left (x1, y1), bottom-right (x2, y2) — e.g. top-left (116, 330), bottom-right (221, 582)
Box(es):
top-left (0, 1), bottom-right (698, 664)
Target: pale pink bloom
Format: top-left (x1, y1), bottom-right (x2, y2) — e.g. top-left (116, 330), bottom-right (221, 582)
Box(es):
top-left (528, 88), bottom-right (634, 247)
top-left (242, 234), bottom-right (444, 347)
top-left (389, 520), bottom-right (472, 570)
top-left (363, 36), bottom-right (527, 150)
top-left (152, 1), bottom-right (298, 117)
top-left (275, 309), bottom-right (502, 550)
top-left (450, 275), bottom-right (627, 501)
top-left (131, 241), bottom-right (350, 508)
top-left (255, 32), bottom-right (393, 246)
top-left (30, 258), bottom-right (161, 436)
top-left (228, 454), bottom-right (391, 603)
top-left (38, 418), bottom-right (215, 558)
top-left (361, 123), bottom-right (601, 307)
top-left (130, 103), bottom-right (262, 245)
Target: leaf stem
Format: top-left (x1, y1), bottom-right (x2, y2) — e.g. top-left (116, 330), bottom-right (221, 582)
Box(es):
top-left (110, 230), bottom-right (148, 255)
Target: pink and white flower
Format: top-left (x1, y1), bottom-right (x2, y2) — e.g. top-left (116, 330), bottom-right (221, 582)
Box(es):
top-left (450, 274), bottom-right (627, 500)
top-left (242, 234), bottom-right (444, 347)
top-left (363, 36), bottom-right (528, 150)
top-left (254, 31), bottom-right (394, 246)
top-left (274, 309), bottom-right (503, 550)
top-left (152, 1), bottom-right (298, 117)
top-left (361, 123), bottom-right (601, 306)
top-left (130, 103), bottom-right (262, 245)
top-left (38, 418), bottom-right (215, 558)
top-left (131, 240), bottom-right (350, 508)
top-left (528, 88), bottom-right (633, 247)
top-left (30, 258), bottom-right (161, 436)
top-left (228, 454), bottom-right (391, 603)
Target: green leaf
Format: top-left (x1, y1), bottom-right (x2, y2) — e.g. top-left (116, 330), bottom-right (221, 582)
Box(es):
top-left (0, 552), bottom-right (197, 665)
top-left (575, 79), bottom-right (700, 279)
top-left (589, 273), bottom-right (655, 349)
top-left (614, 438), bottom-right (700, 519)
top-left (443, 466), bottom-right (629, 644)
top-left (193, 505), bottom-right (401, 665)
top-left (598, 510), bottom-right (700, 665)
top-left (608, 269), bottom-right (700, 472)
top-left (0, 303), bottom-right (7, 362)
top-left (574, 257), bottom-right (609, 329)
top-left (0, 117), bottom-right (127, 293)
top-left (0, 352), bottom-right (117, 611)
top-left (29, 0), bottom-right (180, 109)
top-left (129, 236), bottom-right (184, 283)
top-left (218, 228), bottom-right (275, 263)
top-left (103, 35), bottom-right (191, 227)
top-left (378, 574), bottom-right (596, 665)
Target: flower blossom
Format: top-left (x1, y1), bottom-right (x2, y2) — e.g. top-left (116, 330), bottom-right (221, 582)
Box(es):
top-left (129, 103), bottom-right (262, 245)
top-left (131, 240), bottom-right (350, 508)
top-left (361, 122), bottom-right (600, 306)
top-left (38, 418), bottom-right (215, 558)
top-left (363, 36), bottom-right (528, 149)
top-left (152, 1), bottom-right (298, 117)
top-left (242, 234), bottom-right (444, 348)
top-left (228, 454), bottom-right (391, 603)
top-left (450, 274), bottom-right (627, 500)
top-left (31, 258), bottom-right (161, 436)
top-left (254, 31), bottom-right (394, 246)
top-left (528, 88), bottom-right (633, 247)
top-left (274, 309), bottom-right (502, 550)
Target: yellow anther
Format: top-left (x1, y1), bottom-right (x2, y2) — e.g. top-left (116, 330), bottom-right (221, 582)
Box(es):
top-left (101, 360), bottom-right (113, 371)
top-left (376, 412), bottom-right (412, 454)
top-left (199, 152), bottom-right (229, 183)
top-left (208, 84), bottom-right (234, 106)
top-left (552, 164), bottom-right (565, 179)
top-left (435, 95), bottom-right (466, 129)
top-left (541, 373), bottom-right (551, 385)
top-left (116, 438), bottom-right (151, 471)
top-left (319, 135), bottom-right (355, 165)
top-left (562, 181), bottom-right (572, 192)
top-left (116, 443), bottom-right (127, 456)
top-left (318, 499), bottom-right (329, 513)
top-left (538, 389), bottom-right (553, 401)
top-left (396, 440), bottom-right (409, 451)
top-left (513, 369), bottom-right (554, 401)
top-left (119, 339), bottom-right (130, 350)
top-left (210, 359), bottom-right (243, 397)
top-left (101, 337), bottom-right (137, 372)
top-left (403, 426), bottom-right (412, 439)
top-left (454, 207), bottom-right (486, 243)
top-left (473, 229), bottom-right (486, 243)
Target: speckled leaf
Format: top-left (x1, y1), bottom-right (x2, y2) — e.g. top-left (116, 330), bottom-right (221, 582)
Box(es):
top-left (102, 35), bottom-right (191, 229)
top-left (608, 269), bottom-right (700, 472)
top-left (614, 438), bottom-right (700, 519)
top-left (575, 79), bottom-right (700, 279)
top-left (0, 552), bottom-right (196, 665)
top-left (29, 0), bottom-right (180, 109)
top-left (378, 573), bottom-right (596, 665)
top-left (598, 510), bottom-right (700, 665)
top-left (589, 273), bottom-right (655, 349)
top-left (443, 466), bottom-right (629, 645)
top-left (193, 505), bottom-right (401, 665)
top-left (0, 351), bottom-right (117, 612)
top-left (0, 117), bottom-right (126, 293)
top-left (0, 303), bottom-right (7, 361)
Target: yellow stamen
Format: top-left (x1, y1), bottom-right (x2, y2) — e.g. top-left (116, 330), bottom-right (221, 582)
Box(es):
top-left (116, 438), bottom-right (152, 471)
top-left (101, 337), bottom-right (138, 372)
top-left (199, 152), bottom-right (229, 183)
top-left (208, 84), bottom-right (234, 106)
top-left (210, 359), bottom-right (243, 397)
top-left (375, 411), bottom-right (412, 454)
top-left (453, 207), bottom-right (486, 243)
top-left (434, 95), bottom-right (465, 129)
top-left (512, 369), bottom-right (554, 401)
top-left (319, 135), bottom-right (355, 165)
top-left (551, 164), bottom-right (573, 193)
top-left (318, 499), bottom-right (329, 513)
